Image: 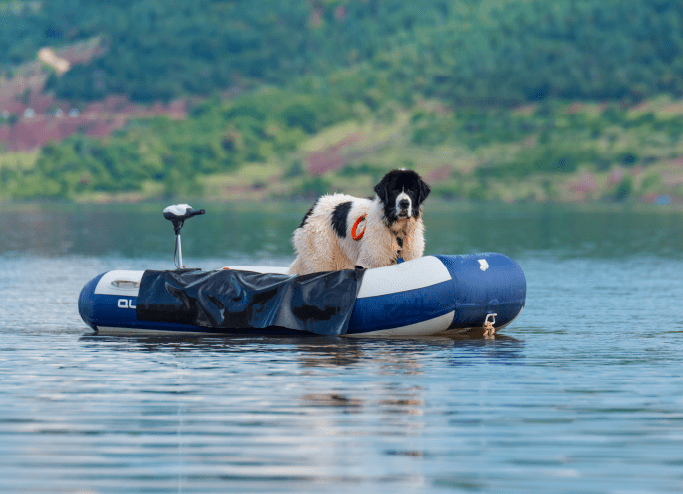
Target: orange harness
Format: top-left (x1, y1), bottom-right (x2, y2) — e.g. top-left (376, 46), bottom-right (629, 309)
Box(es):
top-left (351, 214), bottom-right (367, 241)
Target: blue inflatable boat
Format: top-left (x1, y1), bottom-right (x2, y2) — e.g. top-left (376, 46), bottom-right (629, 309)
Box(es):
top-left (78, 253), bottom-right (526, 337)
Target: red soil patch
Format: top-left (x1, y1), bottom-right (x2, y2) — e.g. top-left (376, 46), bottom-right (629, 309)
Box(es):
top-left (306, 131), bottom-right (365, 175)
top-left (428, 164), bottom-right (453, 182)
top-left (1, 41), bottom-right (187, 152)
top-left (568, 172), bottom-right (598, 200)
top-left (1, 95), bottom-right (187, 151)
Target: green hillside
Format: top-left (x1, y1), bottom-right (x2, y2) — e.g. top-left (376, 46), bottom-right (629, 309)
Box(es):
top-left (5, 0), bottom-right (683, 105)
top-left (2, 0), bottom-right (683, 202)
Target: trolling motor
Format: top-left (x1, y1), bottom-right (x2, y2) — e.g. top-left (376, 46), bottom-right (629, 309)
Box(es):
top-left (163, 204), bottom-right (205, 269)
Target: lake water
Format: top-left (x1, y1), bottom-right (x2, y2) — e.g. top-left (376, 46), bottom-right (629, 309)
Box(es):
top-left (1, 202), bottom-right (682, 493)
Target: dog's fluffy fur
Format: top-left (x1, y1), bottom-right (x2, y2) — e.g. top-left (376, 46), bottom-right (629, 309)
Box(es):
top-left (288, 169), bottom-right (431, 275)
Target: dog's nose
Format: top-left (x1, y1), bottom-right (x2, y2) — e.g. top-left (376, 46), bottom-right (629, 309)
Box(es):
top-left (399, 199), bottom-right (410, 210)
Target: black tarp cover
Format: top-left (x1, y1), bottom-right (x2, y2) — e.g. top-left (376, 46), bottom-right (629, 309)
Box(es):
top-left (136, 267), bottom-right (365, 335)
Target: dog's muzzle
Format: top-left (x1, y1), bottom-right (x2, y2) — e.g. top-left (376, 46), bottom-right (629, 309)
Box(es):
top-left (397, 198), bottom-right (411, 218)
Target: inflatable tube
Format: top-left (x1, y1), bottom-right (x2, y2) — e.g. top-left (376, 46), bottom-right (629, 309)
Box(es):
top-left (78, 253), bottom-right (526, 337)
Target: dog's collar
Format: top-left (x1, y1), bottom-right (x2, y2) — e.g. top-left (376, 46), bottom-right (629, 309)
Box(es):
top-left (394, 234), bottom-right (404, 263)
top-left (382, 214), bottom-right (407, 263)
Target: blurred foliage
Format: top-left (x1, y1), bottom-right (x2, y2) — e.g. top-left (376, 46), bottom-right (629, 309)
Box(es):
top-left (3, 0), bottom-right (683, 201)
top-left (413, 105), bottom-right (683, 180)
top-left (2, 0), bottom-right (683, 105)
top-left (5, 89), bottom-right (352, 199)
top-left (299, 176), bottom-right (332, 198)
top-left (6, 95), bottom-right (683, 201)
top-left (338, 162), bottom-right (385, 183)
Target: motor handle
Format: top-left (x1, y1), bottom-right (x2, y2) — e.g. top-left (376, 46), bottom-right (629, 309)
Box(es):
top-left (163, 204), bottom-right (205, 222)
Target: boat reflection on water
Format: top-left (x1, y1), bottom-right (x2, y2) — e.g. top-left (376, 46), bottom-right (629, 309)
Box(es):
top-left (78, 331), bottom-right (525, 370)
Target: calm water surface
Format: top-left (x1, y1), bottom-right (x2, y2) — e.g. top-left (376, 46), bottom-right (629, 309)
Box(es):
top-left (1, 202), bottom-right (682, 493)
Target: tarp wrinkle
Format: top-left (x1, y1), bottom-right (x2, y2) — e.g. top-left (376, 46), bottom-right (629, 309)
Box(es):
top-left (136, 267), bottom-right (365, 335)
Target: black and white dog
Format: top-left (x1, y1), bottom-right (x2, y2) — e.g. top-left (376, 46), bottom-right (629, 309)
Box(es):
top-left (288, 169), bottom-right (431, 275)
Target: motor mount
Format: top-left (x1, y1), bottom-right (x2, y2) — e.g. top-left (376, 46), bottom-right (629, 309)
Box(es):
top-left (163, 204), bottom-right (205, 268)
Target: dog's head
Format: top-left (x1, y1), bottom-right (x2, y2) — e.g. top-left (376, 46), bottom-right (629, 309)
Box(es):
top-left (373, 169), bottom-right (431, 224)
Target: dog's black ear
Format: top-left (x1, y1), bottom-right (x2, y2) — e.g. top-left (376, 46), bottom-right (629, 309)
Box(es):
top-left (374, 176), bottom-right (390, 204)
top-left (418, 178), bottom-right (431, 204)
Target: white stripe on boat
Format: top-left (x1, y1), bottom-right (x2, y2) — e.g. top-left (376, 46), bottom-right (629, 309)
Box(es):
top-left (96, 326), bottom-right (226, 336)
top-left (345, 311), bottom-right (455, 337)
top-left (356, 256), bottom-right (451, 298)
top-left (226, 266), bottom-right (291, 274)
top-left (93, 257), bottom-right (451, 299)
